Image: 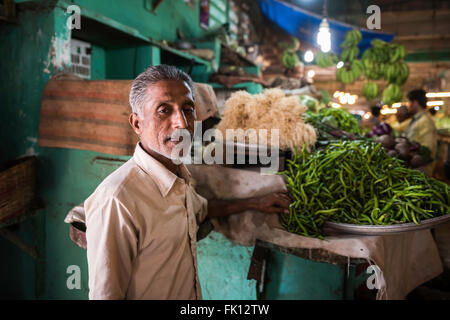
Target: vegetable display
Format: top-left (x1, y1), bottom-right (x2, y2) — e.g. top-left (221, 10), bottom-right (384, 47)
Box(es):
top-left (376, 135), bottom-right (432, 168)
top-left (281, 38), bottom-right (300, 70)
top-left (336, 30), bottom-right (363, 84)
top-left (367, 122), bottom-right (393, 137)
top-left (280, 140), bottom-right (449, 239)
top-left (367, 123), bottom-right (433, 168)
top-left (216, 88), bottom-right (317, 152)
top-left (299, 95), bottom-right (319, 113)
top-left (315, 29), bottom-right (410, 104)
top-left (362, 39), bottom-right (409, 104)
top-left (315, 51), bottom-right (338, 68)
top-left (304, 108), bottom-right (362, 136)
top-left (362, 81), bottom-right (379, 101)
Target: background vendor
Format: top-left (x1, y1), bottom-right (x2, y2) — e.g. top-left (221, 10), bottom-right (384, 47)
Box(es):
top-left (405, 89), bottom-right (438, 175)
top-left (392, 105), bottom-right (412, 135)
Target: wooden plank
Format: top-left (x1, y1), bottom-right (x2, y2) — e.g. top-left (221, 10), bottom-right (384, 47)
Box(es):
top-left (38, 79), bottom-right (218, 156)
top-left (38, 79), bottom-right (136, 155)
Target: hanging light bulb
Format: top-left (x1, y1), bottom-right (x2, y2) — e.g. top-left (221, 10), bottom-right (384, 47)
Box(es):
top-left (317, 18), bottom-right (331, 52)
top-left (317, 0), bottom-right (331, 53)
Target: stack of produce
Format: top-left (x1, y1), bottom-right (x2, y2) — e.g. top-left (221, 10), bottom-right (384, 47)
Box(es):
top-left (304, 108), bottom-right (362, 141)
top-left (336, 30), bottom-right (364, 84)
top-left (315, 51), bottom-right (338, 68)
top-left (367, 123), bottom-right (432, 168)
top-left (281, 38), bottom-right (300, 70)
top-left (280, 140), bottom-right (449, 239)
top-left (361, 39), bottom-right (409, 104)
top-left (298, 91), bottom-right (332, 113)
top-left (299, 95), bottom-right (319, 113)
top-left (216, 88), bottom-right (317, 151)
top-left (366, 122), bottom-right (393, 138)
top-left (315, 29), bottom-right (410, 104)
top-left (375, 135), bottom-right (432, 168)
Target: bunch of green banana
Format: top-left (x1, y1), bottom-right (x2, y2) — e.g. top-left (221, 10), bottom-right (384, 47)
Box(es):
top-left (362, 40), bottom-right (409, 83)
top-left (336, 60), bottom-right (363, 84)
top-left (337, 68), bottom-right (355, 84)
top-left (281, 37), bottom-right (301, 70)
top-left (341, 29), bottom-right (362, 48)
top-left (362, 56), bottom-right (384, 80)
top-left (339, 29), bottom-right (362, 63)
top-left (282, 49), bottom-right (300, 69)
top-left (362, 81), bottom-right (379, 101)
top-left (382, 84), bottom-right (403, 105)
top-left (362, 47), bottom-right (389, 64)
top-left (371, 38), bottom-right (388, 48)
top-left (315, 52), bottom-right (337, 68)
top-left (395, 62), bottom-right (409, 85)
top-left (350, 60), bottom-right (363, 79)
top-left (388, 44), bottom-right (406, 63)
top-left (340, 46), bottom-right (360, 62)
top-left (384, 61), bottom-right (409, 85)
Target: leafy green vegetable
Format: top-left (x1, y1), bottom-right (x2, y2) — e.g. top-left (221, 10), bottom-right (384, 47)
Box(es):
top-left (319, 89), bottom-right (332, 106)
top-left (304, 107), bottom-right (362, 135)
top-left (299, 95), bottom-right (319, 113)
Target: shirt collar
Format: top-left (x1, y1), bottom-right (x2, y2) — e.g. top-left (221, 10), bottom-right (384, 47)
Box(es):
top-left (133, 142), bottom-right (192, 197)
top-left (412, 110), bottom-right (427, 121)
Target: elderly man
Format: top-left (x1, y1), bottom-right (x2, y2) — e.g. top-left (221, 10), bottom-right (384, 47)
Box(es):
top-left (84, 65), bottom-right (290, 300)
top-left (405, 89), bottom-right (438, 175)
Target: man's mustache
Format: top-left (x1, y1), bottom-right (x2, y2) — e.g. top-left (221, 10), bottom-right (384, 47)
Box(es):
top-left (164, 129), bottom-right (192, 144)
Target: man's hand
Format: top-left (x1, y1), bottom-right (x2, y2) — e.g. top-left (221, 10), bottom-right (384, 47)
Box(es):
top-left (207, 191), bottom-right (291, 218)
top-left (249, 191), bottom-right (291, 215)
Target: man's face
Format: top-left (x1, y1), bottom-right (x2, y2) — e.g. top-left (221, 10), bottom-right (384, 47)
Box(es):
top-left (407, 99), bottom-right (420, 115)
top-left (396, 108), bottom-right (408, 123)
top-left (130, 80), bottom-right (196, 159)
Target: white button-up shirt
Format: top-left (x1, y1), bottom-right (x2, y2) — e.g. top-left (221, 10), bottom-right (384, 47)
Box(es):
top-left (85, 143), bottom-right (208, 299)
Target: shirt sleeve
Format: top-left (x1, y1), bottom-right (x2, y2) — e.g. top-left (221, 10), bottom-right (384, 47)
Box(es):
top-left (408, 118), bottom-right (438, 158)
top-left (192, 191), bottom-right (209, 224)
top-left (85, 196), bottom-right (138, 300)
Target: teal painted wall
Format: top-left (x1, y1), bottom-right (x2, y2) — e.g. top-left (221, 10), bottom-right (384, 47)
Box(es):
top-left (70, 0), bottom-right (209, 42)
top-left (90, 44), bottom-right (106, 79)
top-left (1, 0), bottom-right (257, 300)
top-left (0, 2), bottom-right (57, 299)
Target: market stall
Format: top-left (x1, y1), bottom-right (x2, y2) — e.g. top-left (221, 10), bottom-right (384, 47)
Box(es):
top-left (1, 0), bottom-right (450, 302)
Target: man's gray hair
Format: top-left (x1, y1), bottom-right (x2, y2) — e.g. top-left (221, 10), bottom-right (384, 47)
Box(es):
top-left (129, 64), bottom-right (194, 117)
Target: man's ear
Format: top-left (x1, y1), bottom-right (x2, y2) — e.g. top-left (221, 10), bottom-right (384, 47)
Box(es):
top-left (129, 113), bottom-right (143, 135)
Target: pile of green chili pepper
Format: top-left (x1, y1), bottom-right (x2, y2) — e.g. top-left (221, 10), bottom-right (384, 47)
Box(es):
top-left (279, 140), bottom-right (450, 239)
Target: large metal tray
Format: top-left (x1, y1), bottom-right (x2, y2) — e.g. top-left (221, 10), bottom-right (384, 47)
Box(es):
top-left (324, 214), bottom-right (450, 236)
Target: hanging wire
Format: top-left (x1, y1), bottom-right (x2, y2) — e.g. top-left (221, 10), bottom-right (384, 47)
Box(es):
top-left (323, 0), bottom-right (328, 18)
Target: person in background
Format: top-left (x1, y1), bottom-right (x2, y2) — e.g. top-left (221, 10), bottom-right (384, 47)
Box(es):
top-left (392, 105), bottom-right (411, 135)
top-left (405, 89), bottom-right (438, 176)
top-left (369, 105), bottom-right (381, 128)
